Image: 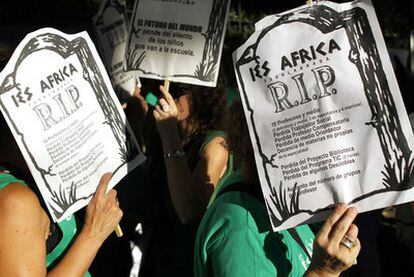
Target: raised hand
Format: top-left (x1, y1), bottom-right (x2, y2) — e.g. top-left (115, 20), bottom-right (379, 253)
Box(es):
top-left (82, 173), bottom-right (123, 243)
top-left (307, 203), bottom-right (361, 276)
top-left (153, 85), bottom-right (179, 138)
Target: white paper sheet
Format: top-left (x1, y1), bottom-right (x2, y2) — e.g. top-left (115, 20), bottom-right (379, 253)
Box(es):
top-left (124, 0), bottom-right (230, 87)
top-left (93, 0), bottom-right (138, 104)
top-left (233, 0), bottom-right (414, 231)
top-left (0, 28), bottom-right (146, 222)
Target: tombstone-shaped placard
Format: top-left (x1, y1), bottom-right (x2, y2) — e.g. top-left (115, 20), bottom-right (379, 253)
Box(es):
top-left (0, 28), bottom-right (146, 222)
top-left (93, 0), bottom-right (138, 104)
top-left (233, 0), bottom-right (414, 231)
top-left (124, 0), bottom-right (230, 87)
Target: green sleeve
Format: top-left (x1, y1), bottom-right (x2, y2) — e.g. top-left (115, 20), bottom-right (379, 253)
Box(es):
top-left (207, 229), bottom-right (281, 277)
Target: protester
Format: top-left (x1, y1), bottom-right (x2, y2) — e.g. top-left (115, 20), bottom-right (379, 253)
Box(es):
top-left (153, 83), bottom-right (232, 223)
top-left (194, 99), bottom-right (361, 276)
top-left (139, 82), bottom-right (232, 276)
top-left (0, 48), bottom-right (123, 274)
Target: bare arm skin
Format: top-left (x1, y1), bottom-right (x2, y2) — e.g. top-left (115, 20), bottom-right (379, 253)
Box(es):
top-left (0, 173), bottom-right (123, 277)
top-left (154, 85), bottom-right (229, 224)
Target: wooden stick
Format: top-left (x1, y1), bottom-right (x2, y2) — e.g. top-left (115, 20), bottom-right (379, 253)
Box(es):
top-left (115, 224), bottom-right (123, 237)
top-left (164, 80), bottom-right (170, 91)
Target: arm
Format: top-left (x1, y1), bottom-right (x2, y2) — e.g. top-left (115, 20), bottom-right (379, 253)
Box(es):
top-left (0, 174), bottom-right (122, 277)
top-left (48, 173), bottom-right (122, 277)
top-left (0, 183), bottom-right (49, 277)
top-left (153, 85), bottom-right (229, 224)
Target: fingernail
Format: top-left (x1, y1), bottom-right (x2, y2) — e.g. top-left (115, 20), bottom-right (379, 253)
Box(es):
top-left (349, 206), bottom-right (358, 214)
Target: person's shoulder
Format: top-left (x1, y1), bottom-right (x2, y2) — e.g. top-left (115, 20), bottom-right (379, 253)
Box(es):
top-left (200, 131), bottom-right (227, 152)
top-left (200, 189), bottom-right (269, 241)
top-left (202, 135), bottom-right (227, 158)
top-left (0, 182), bottom-right (43, 218)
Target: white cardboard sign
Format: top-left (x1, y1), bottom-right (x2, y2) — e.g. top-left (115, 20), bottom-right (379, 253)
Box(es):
top-left (124, 0), bottom-right (230, 87)
top-left (93, 0), bottom-right (138, 103)
top-left (233, 0), bottom-right (414, 231)
top-left (0, 28), bottom-right (146, 222)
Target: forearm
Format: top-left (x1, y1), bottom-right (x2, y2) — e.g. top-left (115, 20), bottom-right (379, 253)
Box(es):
top-left (47, 229), bottom-right (103, 277)
top-left (161, 131), bottom-right (204, 224)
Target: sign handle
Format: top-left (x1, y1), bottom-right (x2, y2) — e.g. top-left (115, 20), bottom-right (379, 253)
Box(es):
top-left (115, 224), bottom-right (123, 237)
top-left (164, 80), bottom-right (170, 91)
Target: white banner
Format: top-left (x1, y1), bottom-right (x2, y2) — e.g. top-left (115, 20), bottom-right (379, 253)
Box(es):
top-left (93, 0), bottom-right (138, 104)
top-left (124, 0), bottom-right (230, 87)
top-left (233, 0), bottom-right (414, 231)
top-left (0, 28), bottom-right (146, 222)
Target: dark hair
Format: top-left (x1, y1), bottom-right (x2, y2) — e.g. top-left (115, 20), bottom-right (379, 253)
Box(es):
top-left (224, 99), bottom-right (259, 185)
top-left (181, 83), bottom-right (227, 137)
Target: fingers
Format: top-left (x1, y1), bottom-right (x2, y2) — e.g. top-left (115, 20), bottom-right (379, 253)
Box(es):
top-left (153, 109), bottom-right (160, 120)
top-left (94, 172), bottom-right (113, 199)
top-left (343, 237), bottom-right (361, 267)
top-left (158, 98), bottom-right (170, 112)
top-left (133, 86), bottom-right (141, 97)
top-left (311, 204), bottom-right (360, 274)
top-left (107, 197), bottom-right (123, 226)
top-left (318, 203), bottom-right (347, 239)
top-left (154, 104), bottom-right (166, 117)
top-left (343, 224), bottom-right (360, 266)
top-left (113, 209), bottom-right (123, 226)
top-left (330, 207), bottom-right (358, 245)
top-left (345, 223), bottom-right (358, 243)
top-left (159, 85), bottom-right (174, 104)
top-left (104, 192), bottom-right (118, 212)
top-left (106, 189), bottom-right (117, 202)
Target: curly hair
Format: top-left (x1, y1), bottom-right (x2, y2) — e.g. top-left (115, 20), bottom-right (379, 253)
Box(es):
top-left (189, 84), bottom-right (226, 135)
top-left (170, 82), bottom-right (227, 137)
top-left (224, 99), bottom-right (259, 185)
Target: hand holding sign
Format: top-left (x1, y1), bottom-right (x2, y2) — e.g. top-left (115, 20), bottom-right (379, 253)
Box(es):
top-left (0, 28), bottom-right (146, 222)
top-left (307, 204), bottom-right (361, 276)
top-left (83, 173), bottom-right (123, 242)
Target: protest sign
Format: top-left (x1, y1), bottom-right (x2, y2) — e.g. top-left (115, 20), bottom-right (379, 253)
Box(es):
top-left (124, 0), bottom-right (230, 87)
top-left (93, 0), bottom-right (138, 104)
top-left (0, 28), bottom-right (146, 222)
top-left (233, 0), bottom-right (414, 231)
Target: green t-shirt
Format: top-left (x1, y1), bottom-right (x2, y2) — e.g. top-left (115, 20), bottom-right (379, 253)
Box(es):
top-left (194, 173), bottom-right (314, 276)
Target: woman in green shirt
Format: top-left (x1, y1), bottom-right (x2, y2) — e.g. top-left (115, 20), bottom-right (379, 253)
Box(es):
top-left (194, 100), bottom-right (361, 277)
top-left (140, 82), bottom-right (231, 276)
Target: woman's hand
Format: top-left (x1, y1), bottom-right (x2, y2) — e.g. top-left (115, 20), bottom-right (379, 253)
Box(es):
top-left (82, 173), bottom-right (123, 244)
top-left (153, 85), bottom-right (180, 139)
top-left (306, 204), bottom-right (361, 277)
top-left (47, 173), bottom-right (123, 276)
